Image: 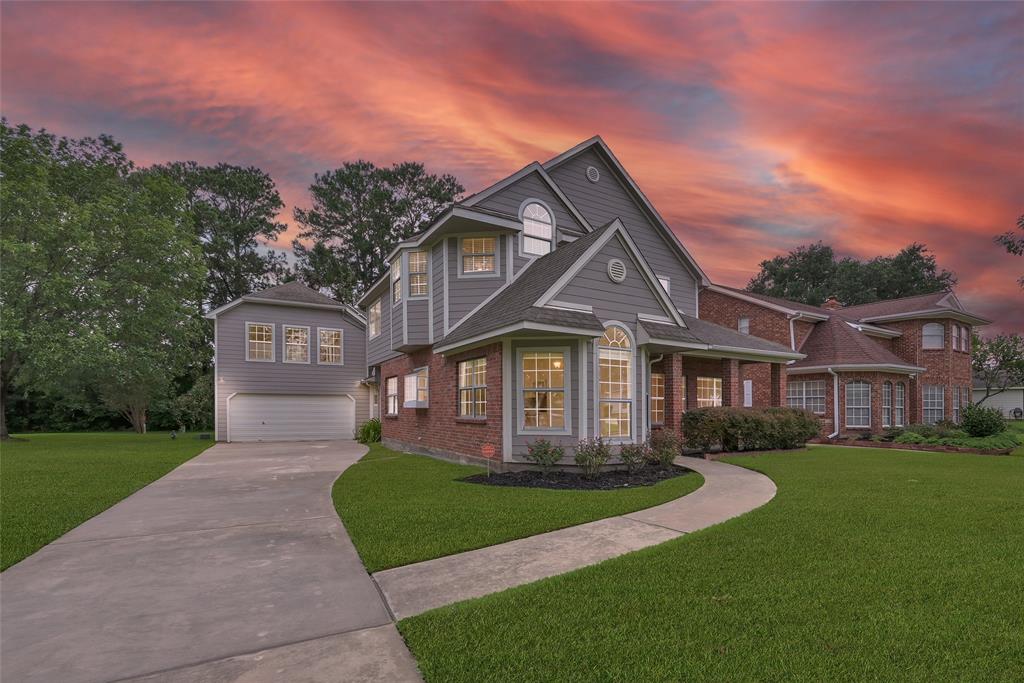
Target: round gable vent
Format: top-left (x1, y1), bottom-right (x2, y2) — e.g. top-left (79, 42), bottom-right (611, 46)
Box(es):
top-left (607, 258), bottom-right (627, 283)
top-left (586, 165), bottom-right (600, 183)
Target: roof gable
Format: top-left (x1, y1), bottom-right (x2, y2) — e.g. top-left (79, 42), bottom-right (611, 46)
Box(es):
top-left (462, 162), bottom-right (592, 233)
top-left (790, 315), bottom-right (919, 370)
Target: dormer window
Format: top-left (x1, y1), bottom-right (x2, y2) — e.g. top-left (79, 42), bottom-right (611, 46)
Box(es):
top-left (522, 202), bottom-right (553, 256)
top-left (922, 322), bottom-right (944, 350)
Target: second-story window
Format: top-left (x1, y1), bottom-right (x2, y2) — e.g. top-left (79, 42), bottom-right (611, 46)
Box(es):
top-left (368, 299), bottom-right (382, 338)
top-left (283, 325), bottom-right (310, 363)
top-left (391, 257), bottom-right (402, 304)
top-left (318, 328), bottom-right (343, 365)
top-left (738, 317), bottom-right (750, 335)
top-left (462, 237), bottom-right (496, 274)
top-left (522, 202), bottom-right (553, 256)
top-left (922, 322), bottom-right (944, 349)
top-left (246, 322), bottom-right (274, 362)
top-left (408, 250), bottom-right (428, 297)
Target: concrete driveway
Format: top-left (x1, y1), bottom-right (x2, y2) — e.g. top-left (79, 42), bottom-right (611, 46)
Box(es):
top-left (0, 441), bottom-right (421, 683)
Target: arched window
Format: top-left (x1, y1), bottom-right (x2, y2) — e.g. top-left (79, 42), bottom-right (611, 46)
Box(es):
top-left (522, 202), bottom-right (553, 256)
top-left (845, 380), bottom-right (871, 428)
top-left (599, 326), bottom-right (632, 438)
top-left (922, 322), bottom-right (944, 349)
top-left (882, 381), bottom-right (893, 428)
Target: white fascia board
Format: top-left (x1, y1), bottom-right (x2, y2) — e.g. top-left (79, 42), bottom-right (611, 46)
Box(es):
top-left (545, 300), bottom-right (593, 313)
top-left (705, 285), bottom-right (829, 320)
top-left (787, 363), bottom-right (927, 375)
top-left (645, 338), bottom-right (710, 352)
top-left (858, 309), bottom-right (991, 326)
top-left (434, 321), bottom-right (603, 355)
top-left (845, 321), bottom-right (900, 338)
top-left (705, 344), bottom-right (805, 361)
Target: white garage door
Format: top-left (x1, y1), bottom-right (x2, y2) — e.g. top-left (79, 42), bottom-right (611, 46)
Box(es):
top-left (229, 394), bottom-right (355, 442)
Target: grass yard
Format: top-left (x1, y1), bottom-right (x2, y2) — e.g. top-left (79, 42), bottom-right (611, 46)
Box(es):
top-left (1008, 420), bottom-right (1024, 455)
top-left (400, 445), bottom-right (1024, 682)
top-left (332, 443), bottom-right (703, 573)
top-left (0, 432), bottom-right (212, 570)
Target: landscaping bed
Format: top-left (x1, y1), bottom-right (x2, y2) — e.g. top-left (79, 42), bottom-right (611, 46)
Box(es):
top-left (820, 438), bottom-right (1014, 456)
top-left (461, 466), bottom-right (689, 490)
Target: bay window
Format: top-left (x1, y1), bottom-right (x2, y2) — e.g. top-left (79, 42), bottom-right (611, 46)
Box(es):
top-left (391, 257), bottom-right (402, 304)
top-left (458, 357), bottom-right (487, 419)
top-left (894, 382), bottom-right (906, 427)
top-left (696, 377), bottom-right (722, 408)
top-left (521, 350), bottom-right (566, 430)
top-left (923, 385), bottom-right (944, 424)
top-left (408, 250), bottom-right (428, 297)
top-left (922, 322), bottom-right (944, 349)
top-left (953, 386), bottom-right (961, 423)
top-left (787, 380), bottom-right (826, 414)
top-left (882, 381), bottom-right (892, 428)
top-left (845, 381), bottom-right (871, 428)
top-left (404, 367), bottom-right (429, 408)
top-left (599, 326), bottom-right (632, 438)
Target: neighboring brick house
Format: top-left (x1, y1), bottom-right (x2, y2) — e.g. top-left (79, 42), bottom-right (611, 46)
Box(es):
top-left (356, 137), bottom-right (803, 468)
top-left (699, 286), bottom-right (989, 437)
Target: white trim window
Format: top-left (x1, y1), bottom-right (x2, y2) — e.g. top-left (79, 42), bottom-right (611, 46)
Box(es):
top-left (845, 380), bottom-right (871, 428)
top-left (522, 202), bottom-right (554, 256)
top-left (894, 382), bottom-right (906, 427)
top-left (738, 317), bottom-right (750, 335)
top-left (391, 256), bottom-right (402, 304)
top-left (404, 367), bottom-right (429, 408)
top-left (962, 327), bottom-right (970, 352)
top-left (246, 322), bottom-right (274, 362)
top-left (696, 377), bottom-right (722, 408)
top-left (598, 326), bottom-right (632, 438)
top-left (408, 250), bottom-right (428, 297)
top-left (923, 385), bottom-right (945, 424)
top-left (386, 377), bottom-right (399, 415)
top-left (952, 325), bottom-right (960, 351)
top-left (283, 325), bottom-right (310, 363)
top-left (657, 275), bottom-right (671, 295)
top-left (368, 299), bottom-right (382, 338)
top-left (318, 328), bottom-right (343, 365)
top-left (650, 372), bottom-right (665, 426)
top-left (458, 357), bottom-right (487, 419)
top-left (461, 237), bottom-right (497, 275)
top-left (922, 322), bottom-right (944, 350)
top-left (787, 380), bottom-right (826, 414)
top-left (882, 381), bottom-right (893, 428)
top-left (521, 350), bottom-right (566, 430)
top-left (953, 386), bottom-right (961, 423)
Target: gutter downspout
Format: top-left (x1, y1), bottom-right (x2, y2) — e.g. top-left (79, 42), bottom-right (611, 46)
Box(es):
top-left (826, 369), bottom-right (840, 439)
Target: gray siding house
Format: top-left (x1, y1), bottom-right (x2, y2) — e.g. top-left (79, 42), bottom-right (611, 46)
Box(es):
top-left (207, 282), bottom-right (370, 442)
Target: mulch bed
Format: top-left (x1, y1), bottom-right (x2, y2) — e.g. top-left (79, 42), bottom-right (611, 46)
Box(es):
top-left (821, 439), bottom-right (1013, 456)
top-left (460, 466), bottom-right (690, 490)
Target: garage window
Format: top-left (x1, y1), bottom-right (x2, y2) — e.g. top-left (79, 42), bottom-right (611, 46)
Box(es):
top-left (246, 322), bottom-right (274, 362)
top-left (318, 328), bottom-right (343, 365)
top-left (283, 326), bottom-right (310, 363)
top-left (404, 367), bottom-right (429, 408)
top-left (386, 377), bottom-right (399, 415)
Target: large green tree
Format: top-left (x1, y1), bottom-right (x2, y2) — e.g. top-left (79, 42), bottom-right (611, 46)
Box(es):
top-left (0, 121), bottom-right (204, 437)
top-left (153, 161), bottom-right (289, 311)
top-left (747, 242), bottom-right (957, 306)
top-left (972, 333), bottom-right (1024, 405)
top-left (995, 215), bottom-right (1023, 288)
top-left (294, 161), bottom-right (462, 303)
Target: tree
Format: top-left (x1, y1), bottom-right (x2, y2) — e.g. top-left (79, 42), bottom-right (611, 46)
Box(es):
top-left (153, 161), bottom-right (289, 311)
top-left (0, 121), bottom-right (205, 436)
top-left (995, 214), bottom-right (1023, 288)
top-left (747, 241), bottom-right (956, 306)
top-left (972, 333), bottom-right (1024, 405)
top-left (294, 161), bottom-right (462, 303)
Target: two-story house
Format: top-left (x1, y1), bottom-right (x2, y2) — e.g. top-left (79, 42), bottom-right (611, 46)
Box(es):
top-left (699, 286), bottom-right (990, 436)
top-left (354, 137), bottom-right (803, 466)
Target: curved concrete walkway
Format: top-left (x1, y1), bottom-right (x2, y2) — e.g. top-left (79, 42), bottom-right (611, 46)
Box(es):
top-left (0, 441), bottom-right (421, 683)
top-left (374, 456), bottom-right (776, 620)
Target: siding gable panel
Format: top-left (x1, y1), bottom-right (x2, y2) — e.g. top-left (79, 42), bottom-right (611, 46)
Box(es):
top-left (476, 170), bottom-right (584, 236)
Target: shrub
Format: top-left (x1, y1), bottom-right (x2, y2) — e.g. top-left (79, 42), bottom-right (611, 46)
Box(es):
top-left (618, 442), bottom-right (649, 474)
top-left (574, 437), bottom-right (611, 479)
top-left (168, 373), bottom-right (214, 431)
top-left (355, 418), bottom-right (381, 444)
top-left (960, 403), bottom-right (1007, 437)
top-left (525, 439), bottom-right (565, 472)
top-left (681, 407), bottom-right (818, 453)
top-left (894, 431), bottom-right (926, 444)
top-left (648, 429), bottom-right (682, 468)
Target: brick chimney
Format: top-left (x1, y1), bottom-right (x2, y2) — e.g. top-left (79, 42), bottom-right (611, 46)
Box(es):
top-left (822, 296), bottom-right (843, 310)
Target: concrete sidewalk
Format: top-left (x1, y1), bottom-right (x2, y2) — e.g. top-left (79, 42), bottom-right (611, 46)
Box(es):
top-left (0, 441), bottom-right (421, 683)
top-left (374, 456), bottom-right (776, 620)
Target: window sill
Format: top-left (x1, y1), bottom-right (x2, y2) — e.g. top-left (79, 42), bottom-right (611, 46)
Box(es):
top-left (384, 414), bottom-right (399, 419)
top-left (456, 417), bottom-right (488, 425)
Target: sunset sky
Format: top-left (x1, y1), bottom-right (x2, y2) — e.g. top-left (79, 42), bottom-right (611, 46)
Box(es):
top-left (2, 2), bottom-right (1021, 331)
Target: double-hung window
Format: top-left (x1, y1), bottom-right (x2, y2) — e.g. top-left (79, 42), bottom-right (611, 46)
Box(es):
top-left (408, 251), bottom-right (428, 297)
top-left (246, 322), bottom-right (274, 361)
top-left (283, 325), bottom-right (310, 363)
top-left (894, 382), bottom-right (906, 427)
top-left (953, 386), bottom-right (961, 423)
top-left (952, 325), bottom-right (960, 351)
top-left (922, 323), bottom-right (944, 349)
top-left (696, 377), bottom-right (722, 408)
top-left (318, 328), bottom-right (343, 365)
top-left (845, 381), bottom-right (871, 428)
top-left (458, 358), bottom-right (487, 419)
top-left (368, 299), bottom-right (382, 338)
top-left (650, 372), bottom-right (665, 426)
top-left (738, 317), bottom-right (750, 335)
top-left (461, 237), bottom-right (497, 275)
top-left (391, 257), bottom-right (402, 304)
top-left (962, 328), bottom-right (970, 352)
top-left (521, 350), bottom-right (566, 430)
top-left (522, 202), bottom-right (553, 256)
top-left (882, 381), bottom-right (893, 428)
top-left (787, 380), bottom-right (826, 414)
top-left (599, 327), bottom-right (632, 438)
top-left (385, 377), bottom-right (399, 415)
top-left (923, 385), bottom-right (944, 424)
top-left (404, 367), bottom-right (429, 408)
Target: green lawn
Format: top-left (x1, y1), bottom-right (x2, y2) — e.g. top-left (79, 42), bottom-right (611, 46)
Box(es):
top-left (400, 445), bottom-right (1024, 682)
top-left (0, 432), bottom-right (212, 570)
top-left (1008, 421), bottom-right (1024, 455)
top-left (332, 443), bottom-right (703, 573)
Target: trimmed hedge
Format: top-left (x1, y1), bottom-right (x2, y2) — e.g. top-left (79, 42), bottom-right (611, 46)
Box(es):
top-left (681, 407), bottom-right (819, 453)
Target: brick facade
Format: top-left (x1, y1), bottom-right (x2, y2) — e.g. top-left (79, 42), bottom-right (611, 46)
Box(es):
top-left (699, 288), bottom-right (793, 348)
top-left (380, 343), bottom-right (504, 465)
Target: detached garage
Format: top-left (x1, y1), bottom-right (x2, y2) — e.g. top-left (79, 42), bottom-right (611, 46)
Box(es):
top-left (227, 394), bottom-right (356, 442)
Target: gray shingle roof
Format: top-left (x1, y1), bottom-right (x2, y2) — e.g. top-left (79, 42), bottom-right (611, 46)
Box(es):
top-left (247, 281), bottom-right (342, 307)
top-left (439, 223), bottom-right (615, 347)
